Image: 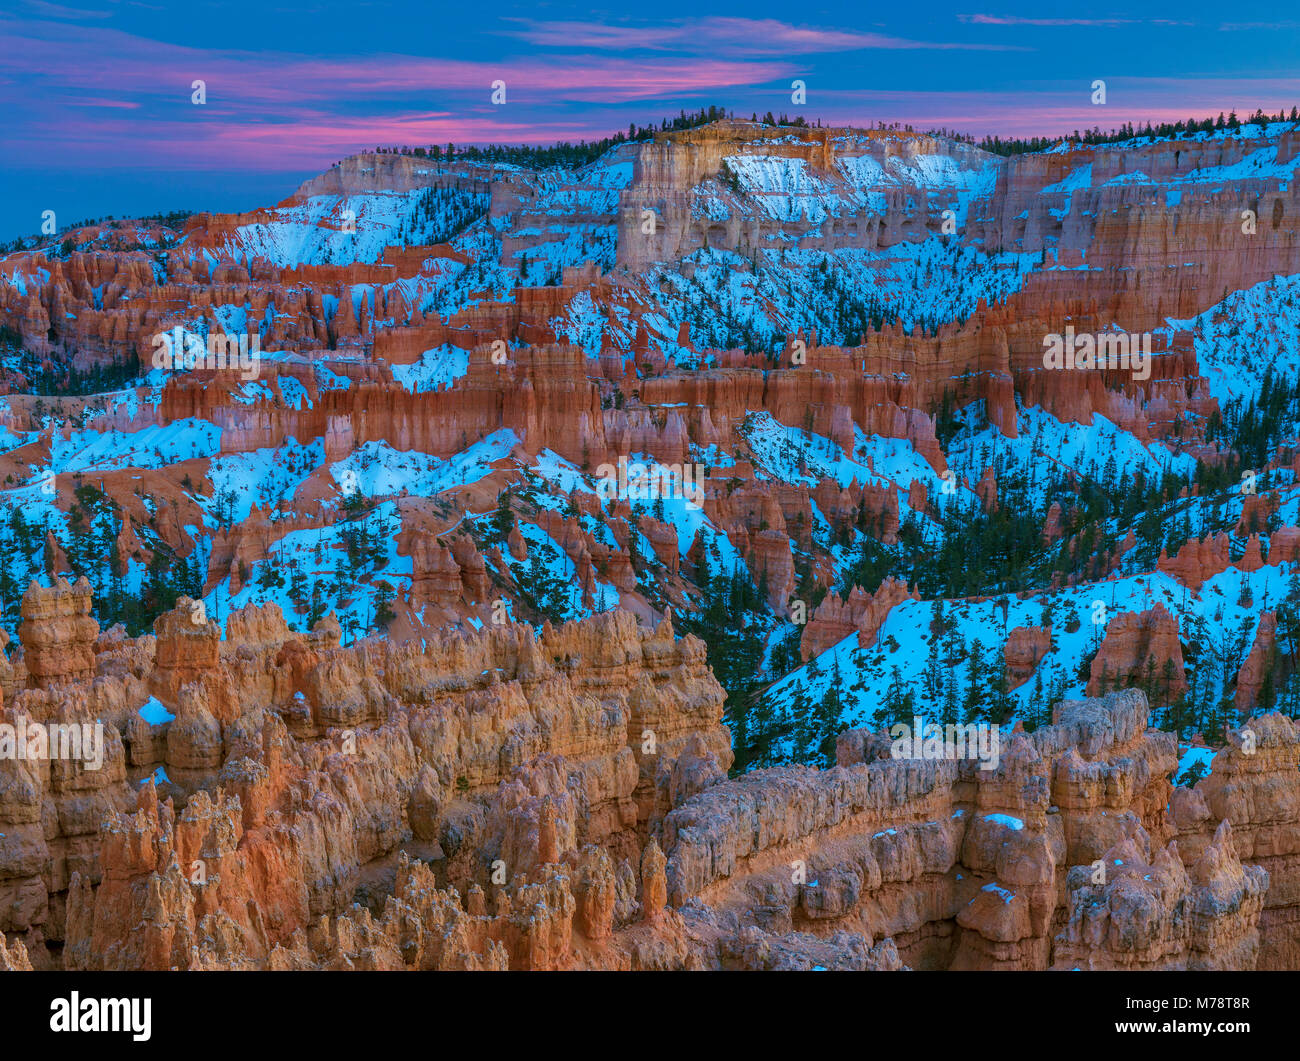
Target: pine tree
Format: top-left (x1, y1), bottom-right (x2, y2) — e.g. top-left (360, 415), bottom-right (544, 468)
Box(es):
top-left (964, 639), bottom-right (986, 722)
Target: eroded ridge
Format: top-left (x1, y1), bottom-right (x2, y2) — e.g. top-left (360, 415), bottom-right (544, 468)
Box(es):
top-left (1, 583), bottom-right (1295, 970)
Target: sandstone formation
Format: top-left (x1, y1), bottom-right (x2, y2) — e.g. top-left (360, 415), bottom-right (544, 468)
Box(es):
top-left (1087, 604), bottom-right (1188, 701)
top-left (3, 576), bottom-right (1295, 971)
top-left (800, 578), bottom-right (919, 660)
top-left (1004, 625), bottom-right (1052, 690)
top-left (16, 578), bottom-right (98, 688)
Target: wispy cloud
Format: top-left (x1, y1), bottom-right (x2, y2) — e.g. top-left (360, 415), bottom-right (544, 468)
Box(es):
top-left (0, 15), bottom-right (797, 175)
top-left (0, 19), bottom-right (791, 105)
top-left (20, 0), bottom-right (115, 18)
top-left (1218, 20), bottom-right (1300, 31)
top-left (960, 14), bottom-right (1134, 26)
top-left (502, 16), bottom-right (1026, 55)
top-left (4, 110), bottom-right (606, 170)
top-left (70, 97), bottom-right (140, 108)
top-left (959, 14), bottom-right (1192, 27)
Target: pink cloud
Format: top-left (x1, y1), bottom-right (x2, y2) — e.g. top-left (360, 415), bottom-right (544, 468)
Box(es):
top-left (959, 14), bottom-right (1197, 28)
top-left (500, 17), bottom-right (1025, 55)
top-left (0, 19), bottom-right (791, 105)
top-left (19, 0), bottom-right (114, 20)
top-left (6, 13), bottom-right (1295, 181)
top-left (0, 15), bottom-right (804, 173)
top-left (959, 14), bottom-right (1140, 26)
top-left (70, 98), bottom-right (141, 109)
top-left (4, 105), bottom-right (645, 174)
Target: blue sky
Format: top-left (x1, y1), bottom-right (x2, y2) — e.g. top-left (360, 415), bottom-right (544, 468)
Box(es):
top-left (2, 0), bottom-right (1299, 239)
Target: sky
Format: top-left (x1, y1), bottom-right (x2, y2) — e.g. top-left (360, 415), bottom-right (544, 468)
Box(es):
top-left (2, 0), bottom-right (1299, 240)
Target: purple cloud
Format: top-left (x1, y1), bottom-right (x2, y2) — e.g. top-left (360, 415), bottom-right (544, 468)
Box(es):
top-left (501, 16), bottom-right (1026, 55)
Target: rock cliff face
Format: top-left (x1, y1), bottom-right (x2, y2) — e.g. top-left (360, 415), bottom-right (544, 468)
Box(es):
top-left (1087, 605), bottom-right (1188, 700)
top-left (1051, 820), bottom-right (1267, 971)
top-left (658, 688), bottom-right (1291, 971)
top-left (1235, 613), bottom-right (1278, 712)
top-left (4, 578), bottom-right (1297, 971)
top-left (1171, 714), bottom-right (1300, 970)
top-left (16, 578), bottom-right (99, 688)
top-left (5, 584), bottom-right (737, 969)
top-left (615, 123), bottom-right (990, 271)
top-left (801, 578), bottom-right (919, 659)
top-left (1004, 625), bottom-right (1052, 690)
